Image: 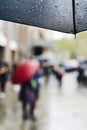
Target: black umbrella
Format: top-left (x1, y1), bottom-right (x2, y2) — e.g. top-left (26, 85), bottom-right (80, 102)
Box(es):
top-left (0, 0), bottom-right (86, 34)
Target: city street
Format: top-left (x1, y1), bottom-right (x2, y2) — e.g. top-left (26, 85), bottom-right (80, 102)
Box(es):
top-left (0, 75), bottom-right (87, 130)
top-left (0, 2), bottom-right (87, 130)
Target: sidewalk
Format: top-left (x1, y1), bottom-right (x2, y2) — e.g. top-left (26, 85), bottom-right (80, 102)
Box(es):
top-left (0, 76), bottom-right (87, 130)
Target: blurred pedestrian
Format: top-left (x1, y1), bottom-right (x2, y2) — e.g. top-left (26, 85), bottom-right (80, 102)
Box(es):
top-left (11, 59), bottom-right (41, 121)
top-left (77, 66), bottom-right (84, 86)
top-left (42, 62), bottom-right (51, 84)
top-left (19, 74), bottom-right (40, 121)
top-left (12, 61), bottom-right (20, 72)
top-left (0, 62), bottom-right (9, 98)
top-left (52, 65), bottom-right (64, 87)
top-left (33, 70), bottom-right (42, 100)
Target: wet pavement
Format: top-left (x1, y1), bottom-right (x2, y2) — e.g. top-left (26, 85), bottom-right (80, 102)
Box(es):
top-left (0, 75), bottom-right (87, 130)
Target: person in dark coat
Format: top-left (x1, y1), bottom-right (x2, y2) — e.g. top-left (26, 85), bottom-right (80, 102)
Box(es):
top-left (19, 78), bottom-right (38, 121)
top-left (52, 65), bottom-right (64, 87)
top-left (42, 62), bottom-right (51, 84)
top-left (77, 66), bottom-right (84, 86)
top-left (0, 62), bottom-right (9, 98)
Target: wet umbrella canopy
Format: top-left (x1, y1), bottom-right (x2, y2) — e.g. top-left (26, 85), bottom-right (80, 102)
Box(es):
top-left (0, 0), bottom-right (87, 34)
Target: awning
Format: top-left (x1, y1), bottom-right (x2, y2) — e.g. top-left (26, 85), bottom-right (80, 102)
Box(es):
top-left (32, 40), bottom-right (52, 48)
top-left (0, 33), bottom-right (7, 47)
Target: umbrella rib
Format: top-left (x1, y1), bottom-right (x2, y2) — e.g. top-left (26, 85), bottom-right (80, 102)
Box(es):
top-left (72, 0), bottom-right (76, 35)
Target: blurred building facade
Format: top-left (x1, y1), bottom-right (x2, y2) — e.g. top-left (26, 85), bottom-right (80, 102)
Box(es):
top-left (0, 20), bottom-right (53, 66)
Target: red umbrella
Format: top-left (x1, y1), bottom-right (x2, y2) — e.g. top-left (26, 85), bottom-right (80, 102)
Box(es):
top-left (12, 60), bottom-right (40, 84)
